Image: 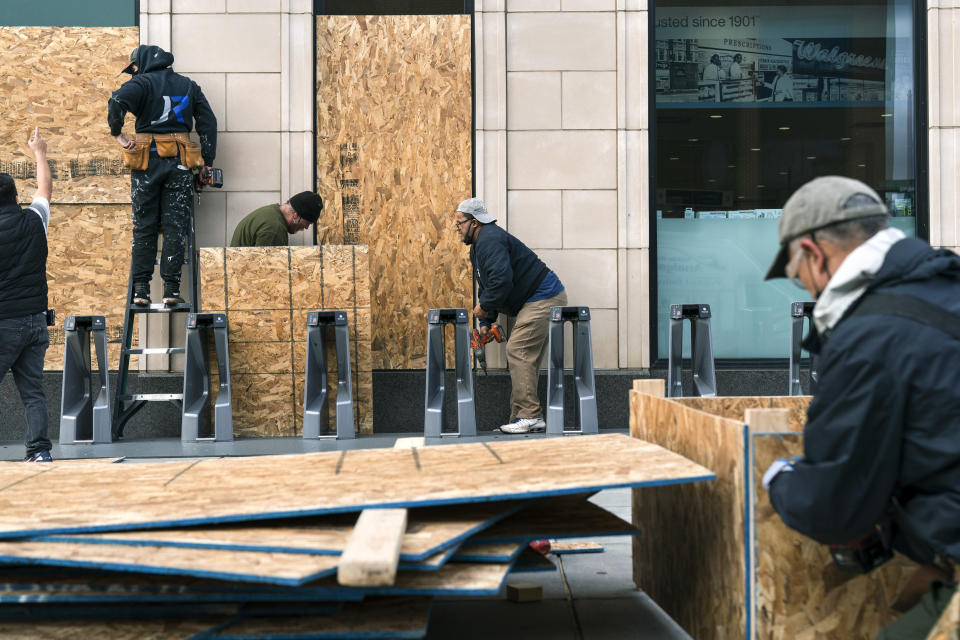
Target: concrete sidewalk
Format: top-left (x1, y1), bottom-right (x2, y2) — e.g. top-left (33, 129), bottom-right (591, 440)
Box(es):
top-left (426, 489), bottom-right (691, 640)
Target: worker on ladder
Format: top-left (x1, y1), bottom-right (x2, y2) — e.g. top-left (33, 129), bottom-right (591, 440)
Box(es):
top-left (108, 44), bottom-right (218, 306)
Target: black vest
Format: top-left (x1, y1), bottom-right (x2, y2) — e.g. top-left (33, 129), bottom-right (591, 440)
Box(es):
top-left (0, 202), bottom-right (48, 319)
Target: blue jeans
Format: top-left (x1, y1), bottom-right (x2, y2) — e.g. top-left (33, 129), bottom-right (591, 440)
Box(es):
top-left (0, 312), bottom-right (50, 456)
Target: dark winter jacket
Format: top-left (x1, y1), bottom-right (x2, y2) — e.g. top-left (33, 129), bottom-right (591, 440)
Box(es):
top-left (769, 238), bottom-right (960, 564)
top-left (107, 45), bottom-right (217, 165)
top-left (469, 223), bottom-right (549, 317)
top-left (0, 202), bottom-right (47, 320)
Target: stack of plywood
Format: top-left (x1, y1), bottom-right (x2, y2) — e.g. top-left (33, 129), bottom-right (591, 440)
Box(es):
top-left (199, 246), bottom-right (373, 436)
top-left (0, 434), bottom-right (713, 638)
top-left (629, 381), bottom-right (916, 640)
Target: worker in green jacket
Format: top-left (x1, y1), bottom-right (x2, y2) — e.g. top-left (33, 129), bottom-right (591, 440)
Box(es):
top-left (230, 191), bottom-right (323, 247)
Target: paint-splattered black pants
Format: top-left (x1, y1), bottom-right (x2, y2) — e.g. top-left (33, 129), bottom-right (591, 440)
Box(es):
top-left (130, 151), bottom-right (194, 286)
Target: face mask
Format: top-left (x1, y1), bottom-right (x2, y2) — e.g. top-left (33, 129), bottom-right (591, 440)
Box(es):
top-left (461, 222), bottom-right (474, 245)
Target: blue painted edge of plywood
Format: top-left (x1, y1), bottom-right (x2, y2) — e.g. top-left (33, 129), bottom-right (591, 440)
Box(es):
top-left (398, 544), bottom-right (460, 572)
top-left (32, 502), bottom-right (527, 564)
top-left (549, 545), bottom-right (604, 555)
top-left (0, 556), bottom-right (338, 588)
top-left (472, 527), bottom-right (642, 544)
top-left (450, 543), bottom-right (524, 564)
top-left (0, 475), bottom-right (715, 540)
top-left (0, 590), bottom-right (363, 604)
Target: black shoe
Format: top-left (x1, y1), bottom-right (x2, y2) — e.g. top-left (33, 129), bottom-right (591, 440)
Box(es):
top-left (24, 450), bottom-right (53, 462)
top-left (133, 284), bottom-right (151, 306)
top-left (162, 283), bottom-right (185, 306)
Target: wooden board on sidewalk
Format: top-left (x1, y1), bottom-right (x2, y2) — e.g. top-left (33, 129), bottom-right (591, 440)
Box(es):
top-left (0, 434), bottom-right (713, 537)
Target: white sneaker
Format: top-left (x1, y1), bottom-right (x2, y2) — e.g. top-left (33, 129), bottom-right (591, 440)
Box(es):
top-left (499, 417), bottom-right (546, 434)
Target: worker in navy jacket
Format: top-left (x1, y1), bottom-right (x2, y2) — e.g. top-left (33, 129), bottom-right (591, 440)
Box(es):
top-left (454, 198), bottom-right (567, 434)
top-left (763, 176), bottom-right (960, 639)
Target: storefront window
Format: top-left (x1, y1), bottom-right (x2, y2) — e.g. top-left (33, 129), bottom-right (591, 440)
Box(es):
top-left (654, 0), bottom-right (918, 359)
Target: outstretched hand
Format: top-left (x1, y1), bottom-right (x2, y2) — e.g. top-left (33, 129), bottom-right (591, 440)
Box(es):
top-left (27, 126), bottom-right (46, 156)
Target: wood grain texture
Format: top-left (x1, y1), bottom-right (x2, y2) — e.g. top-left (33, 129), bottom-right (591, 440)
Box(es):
top-left (630, 391), bottom-right (750, 639)
top-left (631, 392), bottom-right (917, 640)
top-left (0, 27), bottom-right (138, 204)
top-left (45, 204), bottom-right (136, 371)
top-left (316, 15), bottom-right (472, 369)
top-left (752, 433), bottom-right (913, 640)
top-left (0, 434), bottom-right (713, 537)
top-left (337, 508), bottom-right (407, 587)
top-left (200, 246), bottom-right (372, 435)
top-left (473, 494), bottom-right (640, 543)
top-left (53, 500), bottom-right (518, 562)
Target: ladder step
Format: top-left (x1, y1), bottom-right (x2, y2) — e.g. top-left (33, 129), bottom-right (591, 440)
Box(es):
top-left (126, 348), bottom-right (186, 355)
top-left (120, 393), bottom-right (184, 402)
top-left (127, 303), bottom-right (193, 313)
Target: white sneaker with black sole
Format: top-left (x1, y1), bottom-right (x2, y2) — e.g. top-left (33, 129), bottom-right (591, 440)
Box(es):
top-left (499, 417), bottom-right (546, 434)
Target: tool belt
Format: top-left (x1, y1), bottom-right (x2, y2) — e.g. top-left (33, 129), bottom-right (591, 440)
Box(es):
top-left (121, 133), bottom-right (204, 171)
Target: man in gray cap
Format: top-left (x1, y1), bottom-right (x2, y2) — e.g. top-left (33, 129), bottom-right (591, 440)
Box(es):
top-left (230, 191), bottom-right (324, 247)
top-left (454, 197), bottom-right (567, 434)
top-left (761, 176), bottom-right (959, 638)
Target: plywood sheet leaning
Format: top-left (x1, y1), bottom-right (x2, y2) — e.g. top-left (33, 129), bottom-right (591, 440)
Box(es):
top-left (630, 390), bottom-right (752, 639)
top-left (630, 391), bottom-right (917, 639)
top-left (45, 204), bottom-right (135, 371)
top-left (0, 27), bottom-right (138, 204)
top-left (0, 434), bottom-right (714, 538)
top-left (751, 432), bottom-right (913, 639)
top-left (199, 246), bottom-right (372, 436)
top-left (316, 15), bottom-right (472, 369)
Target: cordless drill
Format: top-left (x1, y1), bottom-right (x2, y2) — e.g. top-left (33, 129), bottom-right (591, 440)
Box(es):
top-left (471, 323), bottom-right (505, 374)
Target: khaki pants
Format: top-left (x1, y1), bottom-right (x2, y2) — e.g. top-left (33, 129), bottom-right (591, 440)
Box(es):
top-left (502, 290), bottom-right (567, 421)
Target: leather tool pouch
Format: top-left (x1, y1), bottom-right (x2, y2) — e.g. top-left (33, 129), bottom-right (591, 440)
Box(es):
top-left (153, 134), bottom-right (179, 158)
top-left (175, 135), bottom-right (204, 171)
top-left (121, 133), bottom-right (152, 171)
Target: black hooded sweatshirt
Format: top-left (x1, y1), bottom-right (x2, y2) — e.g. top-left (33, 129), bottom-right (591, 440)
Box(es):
top-left (107, 45), bottom-right (217, 165)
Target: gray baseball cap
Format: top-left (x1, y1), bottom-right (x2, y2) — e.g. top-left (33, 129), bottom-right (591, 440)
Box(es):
top-left (764, 176), bottom-right (889, 280)
top-left (456, 198), bottom-right (496, 224)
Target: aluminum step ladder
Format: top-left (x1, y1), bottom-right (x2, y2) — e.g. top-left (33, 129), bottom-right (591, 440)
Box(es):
top-left (424, 308), bottom-right (476, 438)
top-left (59, 315), bottom-right (111, 444)
top-left (112, 211), bottom-right (199, 440)
top-left (181, 312), bottom-right (232, 442)
top-left (546, 306), bottom-right (598, 435)
top-left (302, 310), bottom-right (354, 439)
top-left (789, 301), bottom-right (817, 396)
top-left (667, 303), bottom-right (717, 398)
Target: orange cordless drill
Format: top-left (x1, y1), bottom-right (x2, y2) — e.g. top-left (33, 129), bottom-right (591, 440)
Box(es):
top-left (471, 323), bottom-right (505, 374)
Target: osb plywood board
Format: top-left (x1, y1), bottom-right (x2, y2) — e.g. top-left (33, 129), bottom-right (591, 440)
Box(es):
top-left (51, 501), bottom-right (520, 563)
top-left (211, 597), bottom-right (431, 639)
top-left (752, 433), bottom-right (913, 640)
top-left (472, 494), bottom-right (639, 543)
top-left (45, 204), bottom-right (136, 371)
top-left (674, 396), bottom-right (811, 432)
top-left (0, 28), bottom-right (138, 204)
top-left (0, 434), bottom-right (713, 537)
top-left (0, 540), bottom-right (341, 586)
top-left (0, 616), bottom-right (228, 640)
top-left (926, 587), bottom-right (960, 640)
top-left (316, 15), bottom-right (472, 369)
top-left (199, 246), bottom-right (372, 435)
top-left (630, 391), bottom-right (750, 639)
top-left (453, 542), bottom-right (524, 563)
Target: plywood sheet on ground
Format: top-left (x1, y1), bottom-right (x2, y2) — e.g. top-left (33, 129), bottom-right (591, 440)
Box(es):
top-left (0, 27), bottom-right (138, 204)
top-left (452, 542), bottom-right (524, 563)
top-left (752, 432), bottom-right (912, 639)
top-left (199, 246), bottom-right (372, 435)
top-left (46, 501), bottom-right (521, 562)
top-left (44, 204), bottom-right (135, 371)
top-left (0, 541), bottom-right (340, 586)
top-left (316, 15), bottom-right (472, 369)
top-left (473, 495), bottom-right (639, 543)
top-left (631, 392), bottom-right (916, 640)
top-left (0, 434), bottom-right (713, 537)
top-left (211, 597), bottom-right (431, 639)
